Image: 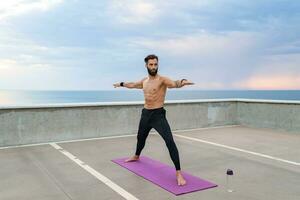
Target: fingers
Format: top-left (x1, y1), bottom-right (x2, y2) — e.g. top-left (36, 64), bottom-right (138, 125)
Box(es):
top-left (184, 81), bottom-right (194, 85)
top-left (113, 83), bottom-right (119, 88)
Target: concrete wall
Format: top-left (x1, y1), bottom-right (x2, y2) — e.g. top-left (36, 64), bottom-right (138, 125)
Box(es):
top-left (236, 99), bottom-right (300, 134)
top-left (165, 100), bottom-right (237, 130)
top-left (0, 100), bottom-right (237, 147)
top-left (1, 99), bottom-right (300, 147)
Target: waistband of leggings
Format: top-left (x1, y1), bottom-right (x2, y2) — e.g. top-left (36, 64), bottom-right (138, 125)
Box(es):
top-left (142, 107), bottom-right (164, 111)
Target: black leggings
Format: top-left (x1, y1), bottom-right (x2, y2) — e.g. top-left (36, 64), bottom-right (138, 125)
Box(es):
top-left (135, 107), bottom-right (181, 170)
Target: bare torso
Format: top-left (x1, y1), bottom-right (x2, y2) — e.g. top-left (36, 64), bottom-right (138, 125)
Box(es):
top-left (142, 74), bottom-right (167, 109)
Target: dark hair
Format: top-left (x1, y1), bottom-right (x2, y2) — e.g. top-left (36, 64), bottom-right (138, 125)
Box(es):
top-left (144, 54), bottom-right (158, 63)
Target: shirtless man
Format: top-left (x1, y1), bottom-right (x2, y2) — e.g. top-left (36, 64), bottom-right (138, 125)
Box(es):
top-left (113, 54), bottom-right (194, 186)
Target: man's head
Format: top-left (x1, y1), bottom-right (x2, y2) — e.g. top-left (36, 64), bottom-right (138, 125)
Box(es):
top-left (144, 54), bottom-right (158, 76)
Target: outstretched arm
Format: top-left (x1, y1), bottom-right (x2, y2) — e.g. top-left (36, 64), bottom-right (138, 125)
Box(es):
top-left (162, 76), bottom-right (194, 88)
top-left (113, 78), bottom-right (146, 89)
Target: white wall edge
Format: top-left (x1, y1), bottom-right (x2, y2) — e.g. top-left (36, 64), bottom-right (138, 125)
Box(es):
top-left (1, 98), bottom-right (300, 109)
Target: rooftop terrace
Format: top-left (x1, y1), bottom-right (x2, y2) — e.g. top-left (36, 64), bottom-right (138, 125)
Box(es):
top-left (0, 99), bottom-right (299, 199)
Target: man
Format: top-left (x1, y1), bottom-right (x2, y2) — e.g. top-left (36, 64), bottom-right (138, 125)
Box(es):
top-left (113, 54), bottom-right (194, 186)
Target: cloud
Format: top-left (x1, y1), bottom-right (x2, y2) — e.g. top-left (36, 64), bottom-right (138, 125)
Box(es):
top-left (107, 0), bottom-right (159, 25)
top-left (0, 57), bottom-right (52, 74)
top-left (0, 0), bottom-right (63, 21)
top-left (0, 56), bottom-right (106, 90)
top-left (0, 57), bottom-right (53, 90)
top-left (131, 31), bottom-right (264, 84)
top-left (233, 73), bottom-right (300, 90)
top-left (264, 40), bottom-right (300, 55)
top-left (0, 27), bottom-right (145, 90)
top-left (134, 31), bottom-right (261, 56)
top-left (131, 29), bottom-right (300, 90)
top-left (232, 53), bottom-right (300, 89)
top-left (1, 0), bottom-right (300, 90)
top-left (191, 81), bottom-right (225, 90)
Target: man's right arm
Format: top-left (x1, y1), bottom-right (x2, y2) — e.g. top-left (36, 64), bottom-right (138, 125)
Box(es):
top-left (113, 77), bottom-right (146, 89)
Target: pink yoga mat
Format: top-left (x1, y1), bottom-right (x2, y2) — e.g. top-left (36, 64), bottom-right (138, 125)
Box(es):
top-left (112, 156), bottom-right (217, 195)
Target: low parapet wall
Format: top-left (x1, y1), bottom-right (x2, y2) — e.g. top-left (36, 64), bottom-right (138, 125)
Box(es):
top-left (236, 99), bottom-right (300, 133)
top-left (0, 98), bottom-right (299, 147)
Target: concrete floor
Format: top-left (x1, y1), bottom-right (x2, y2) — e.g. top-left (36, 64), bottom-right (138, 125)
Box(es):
top-left (0, 125), bottom-right (299, 200)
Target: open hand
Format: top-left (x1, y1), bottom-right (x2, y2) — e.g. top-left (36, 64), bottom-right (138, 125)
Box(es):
top-left (182, 79), bottom-right (195, 86)
top-left (113, 83), bottom-right (121, 88)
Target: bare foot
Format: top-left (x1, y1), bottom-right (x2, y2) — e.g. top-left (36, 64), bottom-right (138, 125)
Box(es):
top-left (176, 171), bottom-right (187, 186)
top-left (125, 155), bottom-right (139, 162)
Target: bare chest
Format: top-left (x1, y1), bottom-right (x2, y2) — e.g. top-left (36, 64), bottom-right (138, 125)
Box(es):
top-left (143, 78), bottom-right (164, 94)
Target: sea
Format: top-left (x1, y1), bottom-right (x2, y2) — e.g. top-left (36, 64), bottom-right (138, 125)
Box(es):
top-left (1, 90), bottom-right (300, 106)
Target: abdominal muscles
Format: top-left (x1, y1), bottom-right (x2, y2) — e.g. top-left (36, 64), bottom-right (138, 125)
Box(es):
top-left (143, 87), bottom-right (166, 108)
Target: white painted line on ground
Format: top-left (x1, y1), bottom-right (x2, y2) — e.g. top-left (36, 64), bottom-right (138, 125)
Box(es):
top-left (0, 134), bottom-right (137, 150)
top-left (50, 143), bottom-right (139, 200)
top-left (0, 125), bottom-right (241, 150)
top-left (0, 141), bottom-right (55, 150)
top-left (56, 134), bottom-right (136, 144)
top-left (173, 125), bottom-right (241, 133)
top-left (173, 134), bottom-right (300, 166)
top-left (55, 125), bottom-right (241, 144)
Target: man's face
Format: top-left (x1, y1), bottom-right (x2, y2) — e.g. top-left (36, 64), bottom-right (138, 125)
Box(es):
top-left (146, 58), bottom-right (158, 76)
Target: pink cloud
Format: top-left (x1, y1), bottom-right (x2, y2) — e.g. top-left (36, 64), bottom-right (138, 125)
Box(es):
top-left (233, 73), bottom-right (300, 90)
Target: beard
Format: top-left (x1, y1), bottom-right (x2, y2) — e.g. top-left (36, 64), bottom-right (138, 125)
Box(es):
top-left (147, 67), bottom-right (158, 76)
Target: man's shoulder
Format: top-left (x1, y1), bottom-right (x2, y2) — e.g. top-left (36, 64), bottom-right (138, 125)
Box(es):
top-left (159, 75), bottom-right (171, 81)
top-left (140, 77), bottom-right (148, 82)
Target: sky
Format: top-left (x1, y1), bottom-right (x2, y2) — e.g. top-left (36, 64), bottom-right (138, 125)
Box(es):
top-left (0, 0), bottom-right (300, 90)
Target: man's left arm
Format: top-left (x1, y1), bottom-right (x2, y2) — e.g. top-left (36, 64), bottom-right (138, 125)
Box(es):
top-left (162, 76), bottom-right (194, 88)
